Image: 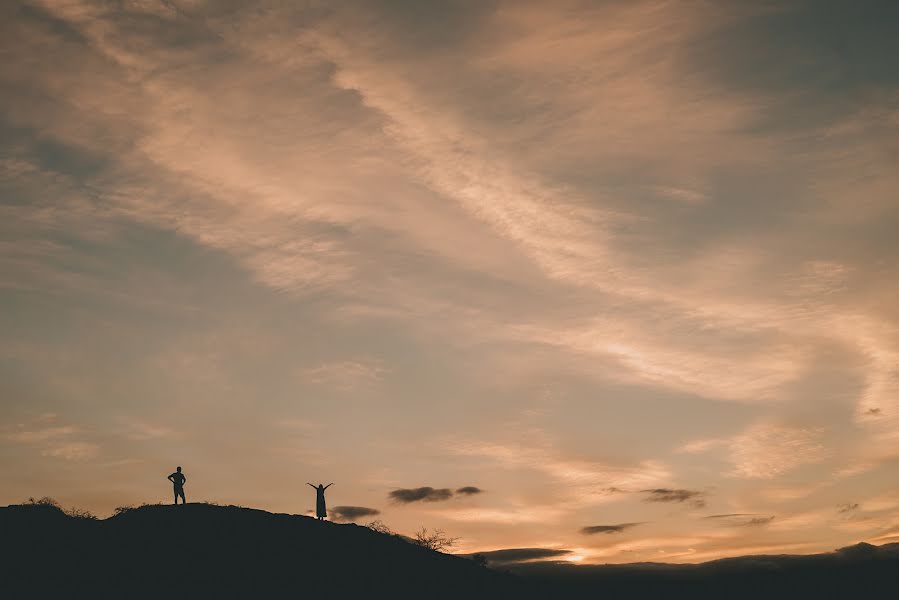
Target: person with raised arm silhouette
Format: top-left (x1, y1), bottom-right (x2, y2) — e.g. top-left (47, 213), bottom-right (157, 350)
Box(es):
top-left (168, 466), bottom-right (187, 505)
top-left (307, 482), bottom-right (332, 520)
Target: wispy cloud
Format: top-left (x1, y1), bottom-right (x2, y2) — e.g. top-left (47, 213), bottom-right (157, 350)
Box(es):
top-left (431, 505), bottom-right (567, 526)
top-left (4, 417), bottom-right (98, 462)
top-left (642, 489), bottom-right (706, 508)
top-left (42, 442), bottom-right (99, 461)
top-left (681, 422), bottom-right (830, 480)
top-left (580, 523), bottom-right (642, 535)
top-left (389, 487), bottom-right (454, 504)
top-left (446, 432), bottom-right (670, 503)
top-left (837, 503), bottom-right (860, 514)
top-left (120, 420), bottom-right (179, 441)
top-left (300, 360), bottom-right (387, 391)
top-left (703, 514), bottom-right (775, 527)
top-left (6, 426), bottom-right (78, 443)
top-left (329, 505), bottom-right (380, 522)
top-left (728, 423), bottom-right (828, 479)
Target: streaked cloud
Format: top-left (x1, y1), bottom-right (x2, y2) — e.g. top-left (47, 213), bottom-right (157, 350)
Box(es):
top-left (681, 422), bottom-right (830, 479)
top-left (642, 489), bottom-right (706, 508)
top-left (389, 487), bottom-right (454, 504)
top-left (446, 433), bottom-right (671, 502)
top-left (431, 505), bottom-right (567, 526)
top-left (703, 514), bottom-right (775, 527)
top-left (4, 417), bottom-right (99, 462)
top-left (580, 523), bottom-right (642, 535)
top-left (6, 425), bottom-right (78, 444)
top-left (330, 505), bottom-right (381, 522)
top-left (728, 423), bottom-right (828, 479)
top-left (301, 360), bottom-right (387, 391)
top-left (42, 442), bottom-right (99, 461)
top-left (837, 503), bottom-right (860, 514)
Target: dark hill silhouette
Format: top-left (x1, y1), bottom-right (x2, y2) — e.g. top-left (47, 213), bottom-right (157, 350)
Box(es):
top-left (0, 501), bottom-right (514, 599)
top-left (3, 501), bottom-right (899, 599)
top-left (507, 541), bottom-right (899, 599)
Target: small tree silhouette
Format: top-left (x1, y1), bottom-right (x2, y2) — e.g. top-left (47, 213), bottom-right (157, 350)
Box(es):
top-left (412, 527), bottom-right (459, 552)
top-left (365, 520), bottom-right (395, 535)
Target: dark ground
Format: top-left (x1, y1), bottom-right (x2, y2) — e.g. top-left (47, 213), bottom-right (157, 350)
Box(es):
top-left (2, 501), bottom-right (897, 599)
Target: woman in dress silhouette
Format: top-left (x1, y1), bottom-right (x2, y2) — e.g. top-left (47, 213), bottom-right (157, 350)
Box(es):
top-left (307, 482), bottom-right (333, 520)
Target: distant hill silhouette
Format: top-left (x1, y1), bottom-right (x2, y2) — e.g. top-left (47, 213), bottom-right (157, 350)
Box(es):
top-left (506, 541), bottom-right (899, 599)
top-left (3, 501), bottom-right (898, 599)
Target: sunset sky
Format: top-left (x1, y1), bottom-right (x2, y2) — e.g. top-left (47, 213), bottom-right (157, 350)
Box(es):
top-left (2, 0), bottom-right (899, 564)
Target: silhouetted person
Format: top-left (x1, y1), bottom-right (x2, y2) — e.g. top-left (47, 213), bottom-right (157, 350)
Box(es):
top-left (307, 482), bottom-right (332, 520)
top-left (168, 466), bottom-right (187, 505)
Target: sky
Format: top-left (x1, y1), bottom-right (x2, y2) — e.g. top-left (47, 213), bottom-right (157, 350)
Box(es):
top-left (1, 0), bottom-right (898, 565)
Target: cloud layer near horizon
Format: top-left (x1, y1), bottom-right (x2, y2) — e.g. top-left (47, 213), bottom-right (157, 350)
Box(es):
top-left (1, 0), bottom-right (898, 565)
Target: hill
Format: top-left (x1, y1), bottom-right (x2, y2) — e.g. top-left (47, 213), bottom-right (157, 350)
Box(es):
top-left (2, 501), bottom-right (899, 599)
top-left (508, 540), bottom-right (899, 599)
top-left (0, 501), bottom-right (514, 599)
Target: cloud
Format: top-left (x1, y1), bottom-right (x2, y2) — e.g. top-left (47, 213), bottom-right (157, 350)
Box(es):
top-left (300, 360), bottom-right (387, 391)
top-left (704, 514), bottom-right (775, 527)
top-left (430, 505), bottom-right (566, 525)
top-left (446, 434), bottom-right (671, 510)
top-left (6, 426), bottom-right (78, 443)
top-left (4, 418), bottom-right (98, 461)
top-left (389, 487), bottom-right (454, 504)
top-left (470, 548), bottom-right (571, 564)
top-left (642, 489), bottom-right (706, 508)
top-left (728, 423), bottom-right (828, 479)
top-left (329, 505), bottom-right (380, 522)
top-left (681, 422), bottom-right (829, 480)
top-left (580, 523), bottom-right (642, 535)
top-left (42, 442), bottom-right (99, 461)
top-left (455, 486), bottom-right (484, 496)
top-left (744, 516), bottom-right (776, 526)
top-left (678, 438), bottom-right (727, 454)
top-left (121, 420), bottom-right (179, 441)
top-left (838, 503), bottom-right (860, 514)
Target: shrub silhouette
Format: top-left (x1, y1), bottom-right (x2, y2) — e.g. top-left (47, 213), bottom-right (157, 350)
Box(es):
top-left (365, 519), bottom-right (395, 535)
top-left (413, 527), bottom-right (459, 552)
top-left (27, 496), bottom-right (61, 508)
top-left (64, 506), bottom-right (97, 520)
top-left (25, 497), bottom-right (96, 519)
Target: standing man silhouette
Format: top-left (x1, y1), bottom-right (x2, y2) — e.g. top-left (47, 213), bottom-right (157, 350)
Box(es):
top-left (168, 466), bottom-right (187, 505)
top-left (307, 482), bottom-right (332, 520)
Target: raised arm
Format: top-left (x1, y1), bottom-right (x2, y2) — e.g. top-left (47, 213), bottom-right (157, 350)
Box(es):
top-left (324, 483), bottom-right (333, 490)
top-left (307, 483), bottom-right (317, 489)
